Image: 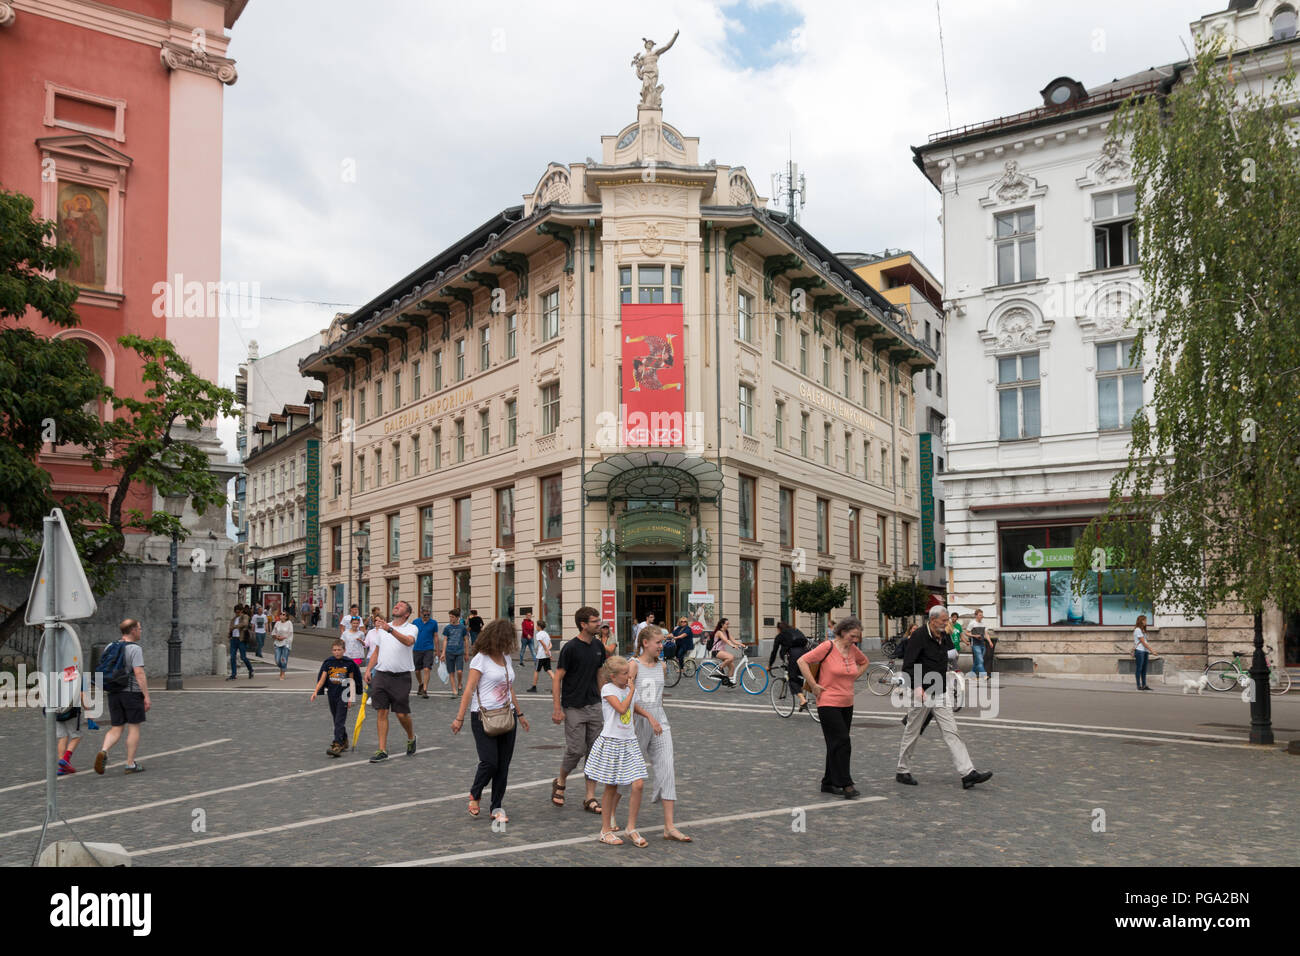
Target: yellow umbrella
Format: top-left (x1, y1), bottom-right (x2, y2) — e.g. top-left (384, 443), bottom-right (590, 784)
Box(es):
top-left (351, 687), bottom-right (369, 750)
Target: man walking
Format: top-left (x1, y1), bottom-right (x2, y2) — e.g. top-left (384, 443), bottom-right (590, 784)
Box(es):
top-left (519, 610), bottom-right (535, 665)
top-left (550, 606), bottom-right (607, 814)
top-left (896, 606), bottom-right (993, 790)
top-left (94, 619), bottom-right (150, 775)
top-left (363, 600), bottom-right (418, 763)
top-left (414, 607), bottom-right (439, 699)
top-left (440, 609), bottom-right (468, 698)
top-left (251, 604), bottom-right (269, 659)
top-left (467, 609), bottom-right (484, 655)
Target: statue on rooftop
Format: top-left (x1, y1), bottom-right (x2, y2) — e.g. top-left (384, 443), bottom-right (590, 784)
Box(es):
top-left (632, 30), bottom-right (678, 109)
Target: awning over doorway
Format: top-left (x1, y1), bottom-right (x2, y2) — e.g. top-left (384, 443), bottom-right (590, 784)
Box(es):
top-left (583, 451), bottom-right (725, 503)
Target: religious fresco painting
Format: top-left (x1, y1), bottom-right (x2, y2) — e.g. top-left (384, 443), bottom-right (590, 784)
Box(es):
top-left (56, 183), bottom-right (109, 289)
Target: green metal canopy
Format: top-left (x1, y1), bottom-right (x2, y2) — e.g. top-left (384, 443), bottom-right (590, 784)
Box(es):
top-left (583, 451), bottom-right (725, 503)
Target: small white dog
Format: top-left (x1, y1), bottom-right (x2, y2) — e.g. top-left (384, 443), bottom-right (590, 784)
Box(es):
top-left (1181, 674), bottom-right (1209, 695)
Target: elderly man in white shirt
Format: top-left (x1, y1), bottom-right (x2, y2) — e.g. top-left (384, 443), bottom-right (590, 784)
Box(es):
top-left (363, 600), bottom-right (419, 763)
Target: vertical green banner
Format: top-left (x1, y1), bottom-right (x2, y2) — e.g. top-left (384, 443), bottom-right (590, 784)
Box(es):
top-left (305, 439), bottom-right (320, 576)
top-left (919, 433), bottom-right (935, 571)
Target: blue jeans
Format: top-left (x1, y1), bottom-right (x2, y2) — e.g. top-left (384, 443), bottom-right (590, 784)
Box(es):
top-left (971, 642), bottom-right (986, 676)
top-left (274, 645), bottom-right (290, 672)
top-left (519, 637), bottom-right (534, 663)
top-left (229, 638), bottom-right (252, 677)
top-left (1134, 649), bottom-right (1149, 688)
top-left (255, 631), bottom-right (266, 656)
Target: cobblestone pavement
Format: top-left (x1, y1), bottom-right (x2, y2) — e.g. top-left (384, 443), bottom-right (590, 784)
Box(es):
top-left (1, 656), bottom-right (1296, 867)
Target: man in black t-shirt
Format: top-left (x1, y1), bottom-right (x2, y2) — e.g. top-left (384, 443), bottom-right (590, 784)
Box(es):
top-left (550, 606), bottom-right (607, 814)
top-left (467, 610), bottom-right (484, 654)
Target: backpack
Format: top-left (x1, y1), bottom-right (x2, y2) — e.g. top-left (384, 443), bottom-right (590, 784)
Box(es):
top-left (97, 641), bottom-right (131, 693)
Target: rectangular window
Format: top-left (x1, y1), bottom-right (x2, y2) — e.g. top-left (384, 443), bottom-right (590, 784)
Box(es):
top-left (391, 441), bottom-right (401, 482)
top-left (823, 422), bottom-right (831, 466)
top-left (506, 313), bottom-right (518, 359)
top-left (850, 572), bottom-right (862, 619)
top-left (454, 496), bottom-right (472, 555)
top-left (1093, 187), bottom-right (1138, 269)
top-left (497, 562), bottom-right (515, 620)
top-left (433, 427), bottom-right (442, 470)
top-left (800, 413), bottom-right (809, 457)
top-left (412, 360), bottom-right (421, 400)
top-left (843, 358), bottom-right (851, 397)
top-left (375, 378), bottom-right (383, 416)
top-left (419, 574), bottom-right (433, 614)
top-left (540, 558), bottom-right (563, 634)
top-left (670, 265), bottom-right (683, 304)
top-left (780, 563), bottom-right (793, 624)
top-left (901, 456), bottom-right (910, 493)
top-left (455, 418), bottom-right (465, 462)
top-left (844, 432), bottom-right (853, 474)
top-left (454, 340), bottom-right (465, 382)
top-left (479, 326), bottom-right (490, 371)
top-left (995, 207), bottom-right (1037, 284)
top-left (821, 345), bottom-right (831, 387)
top-left (1096, 340), bottom-right (1143, 430)
top-left (879, 378), bottom-right (888, 417)
top-left (939, 500), bottom-right (946, 524)
top-left (902, 520), bottom-right (912, 566)
top-left (331, 526), bottom-right (342, 572)
top-left (817, 497), bottom-right (830, 553)
top-left (799, 332), bottom-right (809, 375)
top-left (421, 505), bottom-right (434, 559)
top-left (331, 462), bottom-right (342, 498)
top-left (373, 451), bottom-right (381, 487)
top-left (739, 475), bottom-right (756, 540)
top-left (433, 351), bottom-right (443, 391)
top-left (359, 389), bottom-right (367, 424)
top-left (388, 513), bottom-right (400, 564)
top-left (454, 568), bottom-right (472, 619)
top-left (936, 372), bottom-right (943, 398)
top-left (738, 289), bottom-right (754, 343)
top-left (878, 515), bottom-right (888, 564)
top-left (639, 265), bottom-right (665, 304)
top-left (411, 433), bottom-right (421, 477)
top-left (541, 383), bottom-right (560, 435)
top-left (775, 402), bottom-right (785, 450)
top-left (779, 487), bottom-right (794, 550)
top-left (848, 507), bottom-right (860, 561)
top-left (387, 578), bottom-right (400, 610)
top-left (497, 486), bottom-right (515, 549)
top-left (861, 369), bottom-right (870, 407)
top-left (506, 399), bottom-right (517, 447)
top-left (998, 522), bottom-right (1152, 626)
top-left (738, 384), bottom-right (755, 436)
top-left (393, 370), bottom-right (402, 408)
top-left (358, 454), bottom-right (366, 492)
top-left (774, 315), bottom-right (785, 363)
top-left (541, 474), bottom-right (563, 540)
top-left (479, 408), bottom-right (490, 455)
top-left (900, 391), bottom-right (909, 429)
top-left (738, 558), bottom-right (758, 644)
top-left (619, 265), bottom-right (633, 305)
top-left (997, 352), bottom-right (1042, 440)
top-left (541, 288), bottom-right (560, 341)
top-left (880, 447), bottom-right (890, 486)
top-left (863, 439), bottom-right (871, 483)
top-left (333, 398), bottom-right (343, 435)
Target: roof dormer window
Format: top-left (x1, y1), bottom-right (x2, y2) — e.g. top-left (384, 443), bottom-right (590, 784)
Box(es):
top-left (1040, 77), bottom-right (1088, 109)
top-left (1273, 5), bottom-right (1297, 41)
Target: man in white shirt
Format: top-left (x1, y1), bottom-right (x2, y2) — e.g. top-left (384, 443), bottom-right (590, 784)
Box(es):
top-left (363, 600), bottom-right (418, 763)
top-left (527, 625), bottom-right (553, 693)
top-left (633, 612), bottom-right (655, 643)
top-left (251, 606), bottom-right (269, 658)
top-left (340, 605), bottom-right (366, 666)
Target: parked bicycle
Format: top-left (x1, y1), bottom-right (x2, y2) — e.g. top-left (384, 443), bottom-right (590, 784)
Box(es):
top-left (1204, 651), bottom-right (1291, 695)
top-left (697, 651), bottom-right (769, 695)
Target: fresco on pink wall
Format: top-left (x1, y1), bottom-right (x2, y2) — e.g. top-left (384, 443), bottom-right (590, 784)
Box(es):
top-left (56, 184), bottom-right (108, 289)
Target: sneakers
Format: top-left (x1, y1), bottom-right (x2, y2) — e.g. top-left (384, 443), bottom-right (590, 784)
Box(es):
top-left (225, 675), bottom-right (237, 681)
top-left (369, 750), bottom-right (389, 763)
top-left (406, 736), bottom-right (417, 757)
top-left (58, 759), bottom-right (76, 776)
top-left (895, 772), bottom-right (918, 786)
top-left (961, 769), bottom-right (993, 790)
top-left (327, 741), bottom-right (344, 758)
top-left (124, 764), bottom-right (145, 774)
top-left (93, 751), bottom-right (107, 775)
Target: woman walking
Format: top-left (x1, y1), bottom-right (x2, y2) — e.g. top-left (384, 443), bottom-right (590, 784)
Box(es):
top-left (798, 616), bottom-right (869, 799)
top-left (272, 610), bottom-right (294, 681)
top-left (585, 656), bottom-right (650, 846)
top-left (1133, 614), bottom-right (1155, 691)
top-left (452, 619), bottom-right (530, 822)
top-left (227, 605), bottom-right (254, 681)
top-left (628, 626), bottom-right (691, 843)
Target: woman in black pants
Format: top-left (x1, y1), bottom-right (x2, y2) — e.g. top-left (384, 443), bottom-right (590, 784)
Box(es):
top-left (452, 619), bottom-right (530, 822)
top-left (798, 617), bottom-right (869, 799)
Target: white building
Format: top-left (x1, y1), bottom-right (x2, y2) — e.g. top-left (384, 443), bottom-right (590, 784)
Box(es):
top-left (912, 0), bottom-right (1300, 677)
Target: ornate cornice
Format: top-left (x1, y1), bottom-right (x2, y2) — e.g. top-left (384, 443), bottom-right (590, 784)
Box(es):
top-left (0, 3), bottom-right (16, 27)
top-left (160, 40), bottom-right (238, 85)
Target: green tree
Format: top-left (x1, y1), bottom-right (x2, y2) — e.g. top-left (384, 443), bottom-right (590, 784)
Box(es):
top-left (1073, 40), bottom-right (1300, 737)
top-left (877, 578), bottom-right (930, 635)
top-left (0, 188), bottom-right (236, 646)
top-left (789, 577), bottom-right (849, 637)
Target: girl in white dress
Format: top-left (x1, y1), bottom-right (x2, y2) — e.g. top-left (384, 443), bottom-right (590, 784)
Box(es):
top-left (585, 656), bottom-right (650, 846)
top-left (628, 626), bottom-right (691, 843)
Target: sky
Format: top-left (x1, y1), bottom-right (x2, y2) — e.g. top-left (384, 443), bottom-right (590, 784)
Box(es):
top-left (216, 0), bottom-right (1217, 460)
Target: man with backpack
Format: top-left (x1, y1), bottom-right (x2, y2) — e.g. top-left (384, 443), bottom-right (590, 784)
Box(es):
top-left (94, 618), bottom-right (150, 775)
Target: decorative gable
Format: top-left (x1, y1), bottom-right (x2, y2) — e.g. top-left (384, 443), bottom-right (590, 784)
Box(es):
top-left (979, 160), bottom-right (1047, 208)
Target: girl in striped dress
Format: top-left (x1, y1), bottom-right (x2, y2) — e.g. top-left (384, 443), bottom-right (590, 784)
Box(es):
top-left (628, 626), bottom-right (691, 843)
top-left (585, 656), bottom-right (650, 847)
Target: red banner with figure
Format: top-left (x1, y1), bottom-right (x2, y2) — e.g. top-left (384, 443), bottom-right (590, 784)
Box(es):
top-left (621, 303), bottom-right (685, 445)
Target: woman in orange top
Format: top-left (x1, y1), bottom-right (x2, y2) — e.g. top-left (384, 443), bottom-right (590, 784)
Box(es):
top-left (799, 616), bottom-right (870, 799)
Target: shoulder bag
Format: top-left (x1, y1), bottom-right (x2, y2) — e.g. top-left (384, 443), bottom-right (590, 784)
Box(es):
top-left (476, 661), bottom-right (515, 736)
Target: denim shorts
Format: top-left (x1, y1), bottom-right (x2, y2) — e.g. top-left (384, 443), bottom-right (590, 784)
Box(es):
top-left (445, 651), bottom-right (464, 673)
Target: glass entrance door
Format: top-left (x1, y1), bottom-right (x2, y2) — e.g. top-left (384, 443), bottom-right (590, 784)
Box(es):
top-left (632, 579), bottom-right (672, 635)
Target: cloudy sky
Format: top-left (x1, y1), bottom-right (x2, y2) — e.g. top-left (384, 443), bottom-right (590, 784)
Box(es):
top-left (216, 0), bottom-right (1216, 457)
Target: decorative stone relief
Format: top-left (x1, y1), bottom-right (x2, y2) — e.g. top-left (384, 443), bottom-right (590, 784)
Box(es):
top-left (160, 40), bottom-right (238, 85)
top-left (1077, 139), bottom-right (1133, 187)
top-left (729, 171), bottom-right (756, 206)
top-left (1077, 281), bottom-right (1142, 341)
top-left (979, 301), bottom-right (1054, 353)
top-left (980, 160), bottom-right (1046, 207)
top-left (537, 168), bottom-right (570, 205)
top-left (638, 223), bottom-right (665, 257)
top-left (0, 3), bottom-right (15, 27)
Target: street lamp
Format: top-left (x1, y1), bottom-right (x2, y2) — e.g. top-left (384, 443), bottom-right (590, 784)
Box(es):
top-left (162, 492), bottom-right (187, 691)
top-left (907, 562), bottom-right (921, 632)
top-left (248, 545), bottom-right (260, 607)
top-left (352, 527), bottom-right (370, 615)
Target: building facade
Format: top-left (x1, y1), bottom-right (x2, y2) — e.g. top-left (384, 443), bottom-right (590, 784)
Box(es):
top-left (302, 94), bottom-right (935, 650)
top-left (912, 0), bottom-right (1300, 675)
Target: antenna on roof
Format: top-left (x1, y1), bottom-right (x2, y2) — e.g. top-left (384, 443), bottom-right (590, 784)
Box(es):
top-left (771, 139), bottom-right (807, 223)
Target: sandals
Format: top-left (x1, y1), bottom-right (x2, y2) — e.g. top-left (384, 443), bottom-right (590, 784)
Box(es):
top-left (627, 830), bottom-right (648, 848)
top-left (468, 799), bottom-right (480, 818)
top-left (582, 797), bottom-right (603, 814)
top-left (551, 779), bottom-right (566, 807)
top-left (597, 831), bottom-right (623, 846)
top-left (663, 829), bottom-right (693, 843)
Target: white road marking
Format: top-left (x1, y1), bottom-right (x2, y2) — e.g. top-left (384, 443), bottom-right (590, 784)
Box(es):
top-left (386, 796), bottom-right (887, 866)
top-left (129, 776), bottom-right (555, 857)
top-left (0, 747), bottom-right (440, 840)
top-left (0, 738), bottom-right (232, 795)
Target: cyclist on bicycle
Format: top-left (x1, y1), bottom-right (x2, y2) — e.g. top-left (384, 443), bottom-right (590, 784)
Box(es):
top-left (671, 616), bottom-right (693, 668)
top-left (709, 618), bottom-right (743, 687)
top-left (769, 621), bottom-right (811, 711)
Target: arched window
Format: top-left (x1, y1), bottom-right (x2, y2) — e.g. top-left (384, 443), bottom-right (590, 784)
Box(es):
top-left (1273, 4), bottom-right (1297, 41)
top-left (53, 330), bottom-right (113, 424)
